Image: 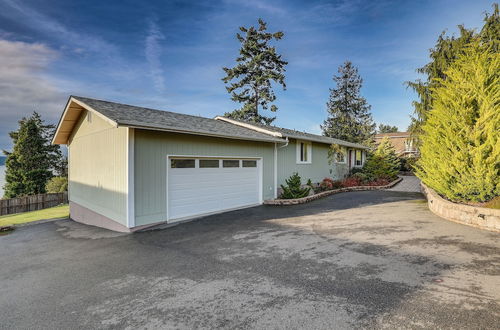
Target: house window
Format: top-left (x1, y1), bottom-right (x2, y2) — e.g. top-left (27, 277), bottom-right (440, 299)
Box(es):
top-left (355, 150), bottom-right (363, 166)
top-left (335, 149), bottom-right (346, 163)
top-left (405, 139), bottom-right (413, 152)
top-left (296, 141), bottom-right (312, 164)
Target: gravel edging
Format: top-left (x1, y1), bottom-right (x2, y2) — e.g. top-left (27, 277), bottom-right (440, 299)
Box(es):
top-left (264, 177), bottom-right (403, 205)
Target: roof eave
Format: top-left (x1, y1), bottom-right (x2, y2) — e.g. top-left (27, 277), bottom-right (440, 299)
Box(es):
top-left (118, 123), bottom-right (285, 143)
top-left (52, 96), bottom-right (119, 145)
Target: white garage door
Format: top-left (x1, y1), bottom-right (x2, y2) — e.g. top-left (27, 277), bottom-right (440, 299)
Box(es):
top-left (167, 157), bottom-right (261, 221)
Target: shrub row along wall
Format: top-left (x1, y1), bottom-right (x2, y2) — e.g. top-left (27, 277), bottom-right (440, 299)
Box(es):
top-left (0, 192), bottom-right (68, 216)
top-left (421, 184), bottom-right (500, 233)
top-left (265, 177), bottom-right (402, 205)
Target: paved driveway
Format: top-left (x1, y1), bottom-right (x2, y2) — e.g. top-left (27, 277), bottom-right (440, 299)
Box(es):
top-left (1, 191), bottom-right (499, 329)
top-left (386, 175), bottom-right (421, 192)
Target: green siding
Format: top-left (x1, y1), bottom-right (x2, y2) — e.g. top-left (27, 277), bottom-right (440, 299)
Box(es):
top-left (68, 111), bottom-right (128, 225)
top-left (277, 139), bottom-right (350, 184)
top-left (134, 130), bottom-right (276, 226)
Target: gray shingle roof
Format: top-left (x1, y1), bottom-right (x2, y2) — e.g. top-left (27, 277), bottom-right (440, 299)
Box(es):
top-left (72, 96), bottom-right (284, 143)
top-left (216, 118), bottom-right (369, 149)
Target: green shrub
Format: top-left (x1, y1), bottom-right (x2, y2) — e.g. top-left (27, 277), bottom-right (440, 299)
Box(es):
top-left (45, 176), bottom-right (68, 193)
top-left (361, 138), bottom-right (400, 181)
top-left (361, 154), bottom-right (398, 181)
top-left (415, 42), bottom-right (499, 202)
top-left (352, 172), bottom-right (368, 183)
top-left (280, 172), bottom-right (311, 199)
top-left (399, 157), bottom-right (418, 172)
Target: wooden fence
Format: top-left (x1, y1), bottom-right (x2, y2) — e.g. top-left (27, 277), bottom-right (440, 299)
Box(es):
top-left (0, 192), bottom-right (68, 216)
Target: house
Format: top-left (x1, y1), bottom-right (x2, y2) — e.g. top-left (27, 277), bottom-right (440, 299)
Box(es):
top-left (52, 96), bottom-right (369, 232)
top-left (374, 132), bottom-right (418, 157)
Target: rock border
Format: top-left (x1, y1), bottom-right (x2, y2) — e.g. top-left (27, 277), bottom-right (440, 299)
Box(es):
top-left (264, 177), bottom-right (403, 205)
top-left (421, 183), bottom-right (500, 233)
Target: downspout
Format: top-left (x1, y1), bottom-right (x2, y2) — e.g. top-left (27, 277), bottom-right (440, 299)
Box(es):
top-left (278, 137), bottom-right (289, 148)
top-left (274, 137), bottom-right (289, 198)
top-left (274, 143), bottom-right (278, 198)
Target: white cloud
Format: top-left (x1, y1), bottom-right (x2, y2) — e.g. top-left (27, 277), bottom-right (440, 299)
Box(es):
top-left (0, 0), bottom-right (117, 57)
top-left (145, 20), bottom-right (166, 92)
top-left (0, 39), bottom-right (65, 150)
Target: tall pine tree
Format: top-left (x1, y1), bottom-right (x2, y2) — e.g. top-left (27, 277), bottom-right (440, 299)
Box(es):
top-left (322, 61), bottom-right (375, 144)
top-left (415, 42), bottom-right (499, 202)
top-left (406, 3), bottom-right (499, 139)
top-left (222, 19), bottom-right (287, 125)
top-left (378, 124), bottom-right (399, 133)
top-left (3, 112), bottom-right (64, 198)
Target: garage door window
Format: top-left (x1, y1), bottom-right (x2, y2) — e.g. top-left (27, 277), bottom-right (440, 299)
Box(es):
top-left (171, 159), bottom-right (195, 168)
top-left (223, 160), bottom-right (240, 168)
top-left (242, 160), bottom-right (257, 167)
top-left (199, 159), bottom-right (220, 168)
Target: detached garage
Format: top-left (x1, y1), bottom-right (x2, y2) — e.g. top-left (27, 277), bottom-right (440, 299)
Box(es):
top-left (53, 96), bottom-right (281, 232)
top-left (53, 96), bottom-right (368, 232)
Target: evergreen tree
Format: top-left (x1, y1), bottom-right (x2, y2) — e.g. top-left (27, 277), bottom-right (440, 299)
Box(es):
top-left (378, 124), bottom-right (399, 133)
top-left (373, 137), bottom-right (400, 171)
top-left (222, 19), bottom-right (287, 125)
top-left (280, 172), bottom-right (310, 199)
top-left (415, 42), bottom-right (499, 202)
top-left (407, 4), bottom-right (499, 139)
top-left (2, 112), bottom-right (64, 198)
top-left (322, 61), bottom-right (375, 144)
top-left (360, 137), bottom-right (401, 182)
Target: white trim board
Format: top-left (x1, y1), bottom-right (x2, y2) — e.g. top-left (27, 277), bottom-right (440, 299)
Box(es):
top-left (126, 128), bottom-right (135, 228)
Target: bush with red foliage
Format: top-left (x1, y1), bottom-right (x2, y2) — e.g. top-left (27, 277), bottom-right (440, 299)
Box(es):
top-left (341, 177), bottom-right (390, 187)
top-left (341, 177), bottom-right (363, 187)
top-left (316, 178), bottom-right (343, 192)
top-left (362, 178), bottom-right (390, 186)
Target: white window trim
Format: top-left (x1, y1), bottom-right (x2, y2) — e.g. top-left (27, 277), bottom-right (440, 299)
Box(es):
top-left (296, 140), bottom-right (312, 164)
top-left (353, 149), bottom-right (364, 167)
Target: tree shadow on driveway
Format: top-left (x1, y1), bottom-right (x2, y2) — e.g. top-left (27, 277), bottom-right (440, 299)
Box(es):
top-left (1, 190), bottom-right (499, 329)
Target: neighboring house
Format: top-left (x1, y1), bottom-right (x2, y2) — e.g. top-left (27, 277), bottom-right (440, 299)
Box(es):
top-left (52, 96), bottom-right (368, 232)
top-left (374, 132), bottom-right (418, 157)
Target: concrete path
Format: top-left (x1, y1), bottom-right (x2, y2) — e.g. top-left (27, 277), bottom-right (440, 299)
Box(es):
top-left (386, 175), bottom-right (422, 192)
top-left (0, 190), bottom-right (499, 329)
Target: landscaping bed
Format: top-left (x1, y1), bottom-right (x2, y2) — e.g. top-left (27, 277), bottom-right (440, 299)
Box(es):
top-left (265, 177), bottom-right (402, 205)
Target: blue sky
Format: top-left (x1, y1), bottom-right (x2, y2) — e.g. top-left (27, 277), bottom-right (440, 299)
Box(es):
top-left (0, 0), bottom-right (495, 150)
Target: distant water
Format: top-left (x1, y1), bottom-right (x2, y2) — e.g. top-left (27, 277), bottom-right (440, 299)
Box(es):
top-left (0, 165), bottom-right (5, 198)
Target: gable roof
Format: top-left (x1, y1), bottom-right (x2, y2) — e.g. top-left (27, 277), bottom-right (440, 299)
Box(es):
top-left (215, 117), bottom-right (369, 149)
top-left (52, 96), bottom-right (285, 144)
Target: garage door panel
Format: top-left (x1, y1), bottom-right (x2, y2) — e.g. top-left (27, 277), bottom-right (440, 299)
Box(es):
top-left (168, 157), bottom-right (261, 220)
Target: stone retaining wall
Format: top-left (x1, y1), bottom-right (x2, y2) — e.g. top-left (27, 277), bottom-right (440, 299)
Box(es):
top-left (264, 177), bottom-right (403, 206)
top-left (421, 183), bottom-right (500, 233)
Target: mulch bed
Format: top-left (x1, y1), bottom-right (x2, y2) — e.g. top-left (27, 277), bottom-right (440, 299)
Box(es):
top-left (265, 177), bottom-right (403, 205)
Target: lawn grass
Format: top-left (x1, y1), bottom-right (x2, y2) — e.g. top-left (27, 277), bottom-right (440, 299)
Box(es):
top-left (0, 204), bottom-right (69, 227)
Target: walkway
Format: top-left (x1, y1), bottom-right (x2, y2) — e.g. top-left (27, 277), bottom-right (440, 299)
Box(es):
top-left (387, 175), bottom-right (421, 193)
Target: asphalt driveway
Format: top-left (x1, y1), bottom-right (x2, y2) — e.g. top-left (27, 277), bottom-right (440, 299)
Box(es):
top-left (1, 190), bottom-right (499, 329)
